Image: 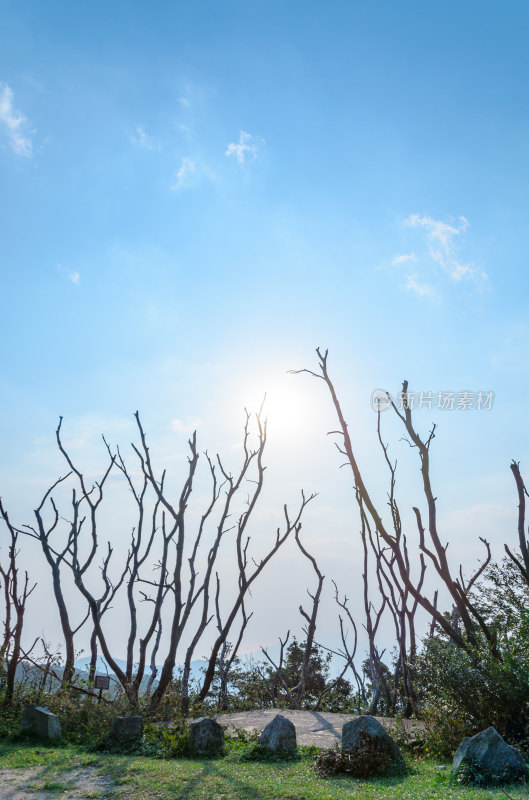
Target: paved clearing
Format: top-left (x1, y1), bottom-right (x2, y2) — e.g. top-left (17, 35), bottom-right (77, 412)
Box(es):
top-left (212, 709), bottom-right (425, 748)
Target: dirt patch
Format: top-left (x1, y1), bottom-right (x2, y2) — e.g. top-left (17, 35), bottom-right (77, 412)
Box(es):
top-left (0, 765), bottom-right (113, 800)
top-left (211, 709), bottom-right (425, 748)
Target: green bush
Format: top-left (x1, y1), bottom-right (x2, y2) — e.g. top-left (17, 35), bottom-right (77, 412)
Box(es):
top-left (0, 676), bottom-right (139, 747)
top-left (415, 557), bottom-right (529, 757)
top-left (452, 755), bottom-right (528, 786)
top-left (238, 742), bottom-right (299, 762)
top-left (313, 731), bottom-right (407, 779)
top-left (140, 722), bottom-right (191, 758)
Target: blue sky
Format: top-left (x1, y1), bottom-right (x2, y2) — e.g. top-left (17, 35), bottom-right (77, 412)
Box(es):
top-left (1, 0), bottom-right (529, 661)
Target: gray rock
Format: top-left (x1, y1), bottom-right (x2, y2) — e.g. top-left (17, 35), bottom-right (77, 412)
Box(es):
top-left (21, 705), bottom-right (61, 742)
top-left (109, 715), bottom-right (144, 742)
top-left (341, 715), bottom-right (404, 765)
top-left (258, 713), bottom-right (297, 754)
top-left (188, 717), bottom-right (224, 755)
top-left (452, 727), bottom-right (527, 783)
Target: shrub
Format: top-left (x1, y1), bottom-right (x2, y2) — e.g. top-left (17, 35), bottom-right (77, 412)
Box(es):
top-left (453, 755), bottom-right (528, 787)
top-left (238, 742), bottom-right (299, 762)
top-left (140, 722), bottom-right (191, 759)
top-left (415, 558), bottom-right (529, 757)
top-left (313, 731), bottom-right (407, 779)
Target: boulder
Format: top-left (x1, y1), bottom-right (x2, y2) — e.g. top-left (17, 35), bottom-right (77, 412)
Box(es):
top-left (109, 715), bottom-right (144, 743)
top-left (342, 715), bottom-right (404, 766)
top-left (452, 727), bottom-right (527, 783)
top-left (258, 714), bottom-right (297, 754)
top-left (21, 705), bottom-right (61, 742)
top-left (188, 717), bottom-right (224, 755)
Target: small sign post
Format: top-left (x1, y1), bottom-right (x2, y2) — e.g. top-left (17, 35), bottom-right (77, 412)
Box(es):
top-left (94, 674), bottom-right (110, 703)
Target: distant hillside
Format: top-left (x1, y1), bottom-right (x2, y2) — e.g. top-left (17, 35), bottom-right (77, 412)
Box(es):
top-left (13, 656), bottom-right (209, 696)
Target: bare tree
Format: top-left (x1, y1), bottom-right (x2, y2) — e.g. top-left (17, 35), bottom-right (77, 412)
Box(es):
top-left (87, 541), bottom-right (132, 683)
top-left (197, 489), bottom-right (315, 704)
top-left (356, 494), bottom-right (391, 714)
top-left (258, 531), bottom-right (325, 711)
top-left (292, 529), bottom-right (324, 709)
top-left (313, 580), bottom-right (362, 711)
top-left (52, 418), bottom-right (214, 708)
top-left (175, 430), bottom-right (262, 714)
top-left (17, 403), bottom-right (312, 713)
top-left (261, 630), bottom-right (291, 706)
top-left (19, 467), bottom-right (90, 687)
top-left (0, 500), bottom-right (37, 704)
top-left (291, 349), bottom-right (494, 656)
top-left (214, 575), bottom-right (252, 711)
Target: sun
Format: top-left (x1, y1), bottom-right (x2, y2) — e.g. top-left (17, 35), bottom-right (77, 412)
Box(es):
top-left (236, 372), bottom-right (321, 443)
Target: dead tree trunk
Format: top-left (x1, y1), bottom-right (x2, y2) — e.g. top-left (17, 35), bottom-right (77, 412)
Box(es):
top-left (506, 461), bottom-right (529, 585)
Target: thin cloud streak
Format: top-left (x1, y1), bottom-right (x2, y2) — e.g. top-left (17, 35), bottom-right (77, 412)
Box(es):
top-left (405, 275), bottom-right (432, 297)
top-left (171, 157), bottom-right (196, 190)
top-left (404, 214), bottom-right (481, 282)
top-left (392, 252), bottom-right (417, 266)
top-left (0, 83), bottom-right (34, 157)
top-left (131, 125), bottom-right (158, 151)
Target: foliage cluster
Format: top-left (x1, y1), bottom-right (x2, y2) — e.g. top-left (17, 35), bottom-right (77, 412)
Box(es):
top-left (415, 558), bottom-right (529, 756)
top-left (0, 677), bottom-right (130, 745)
top-left (199, 638), bottom-right (360, 715)
top-left (313, 732), bottom-right (407, 779)
top-left (453, 755), bottom-right (529, 787)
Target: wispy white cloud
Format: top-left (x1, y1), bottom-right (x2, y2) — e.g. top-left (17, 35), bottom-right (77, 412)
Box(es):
top-left (404, 214), bottom-right (482, 282)
top-left (171, 157), bottom-right (196, 190)
top-left (225, 130), bottom-right (265, 165)
top-left (177, 96), bottom-right (190, 108)
top-left (131, 125), bottom-right (158, 151)
top-left (405, 275), bottom-right (432, 297)
top-left (392, 252), bottom-right (417, 266)
top-left (406, 213), bottom-right (468, 246)
top-left (171, 417), bottom-right (201, 433)
top-left (57, 263), bottom-right (81, 286)
top-left (0, 83), bottom-right (34, 157)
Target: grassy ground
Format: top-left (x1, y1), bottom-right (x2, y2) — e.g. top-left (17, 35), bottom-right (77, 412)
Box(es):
top-left (0, 742), bottom-right (528, 800)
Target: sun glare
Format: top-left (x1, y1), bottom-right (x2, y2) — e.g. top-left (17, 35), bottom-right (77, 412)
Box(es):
top-left (238, 373), bottom-right (319, 442)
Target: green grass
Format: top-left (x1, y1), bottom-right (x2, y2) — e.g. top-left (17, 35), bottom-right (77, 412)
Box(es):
top-left (0, 742), bottom-right (528, 800)
top-left (41, 779), bottom-right (69, 792)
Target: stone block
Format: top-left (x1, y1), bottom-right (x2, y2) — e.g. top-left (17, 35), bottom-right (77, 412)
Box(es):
top-left (258, 714), bottom-right (297, 754)
top-left (189, 717), bottom-right (224, 755)
top-left (342, 715), bottom-right (404, 766)
top-left (452, 727), bottom-right (527, 783)
top-left (21, 705), bottom-right (61, 742)
top-left (109, 715), bottom-right (144, 741)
